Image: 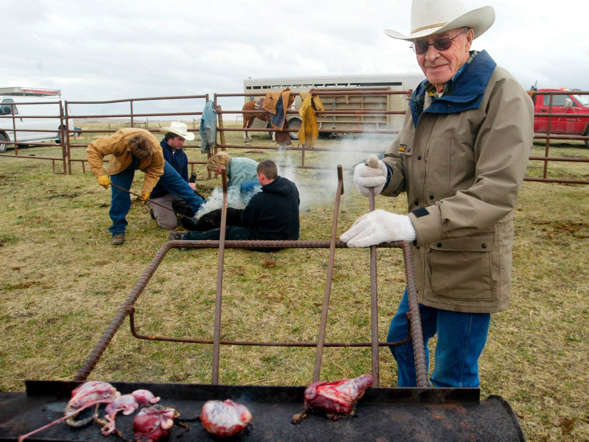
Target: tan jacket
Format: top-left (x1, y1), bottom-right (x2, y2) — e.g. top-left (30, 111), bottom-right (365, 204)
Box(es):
top-left (383, 66), bottom-right (533, 313)
top-left (86, 128), bottom-right (164, 196)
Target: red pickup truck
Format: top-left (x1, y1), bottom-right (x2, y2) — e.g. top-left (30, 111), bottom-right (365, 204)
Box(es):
top-left (529, 88), bottom-right (589, 148)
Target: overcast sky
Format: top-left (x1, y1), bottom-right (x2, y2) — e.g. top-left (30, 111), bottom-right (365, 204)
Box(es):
top-left (5, 0), bottom-right (589, 109)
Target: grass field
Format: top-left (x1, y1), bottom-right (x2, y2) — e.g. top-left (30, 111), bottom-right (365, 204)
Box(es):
top-left (0, 126), bottom-right (588, 440)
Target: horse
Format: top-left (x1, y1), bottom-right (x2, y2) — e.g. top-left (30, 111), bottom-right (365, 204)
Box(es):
top-left (242, 92), bottom-right (296, 143)
top-left (242, 99), bottom-right (270, 142)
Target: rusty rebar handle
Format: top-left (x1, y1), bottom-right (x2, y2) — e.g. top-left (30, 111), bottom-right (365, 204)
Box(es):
top-left (212, 171), bottom-right (228, 384)
top-left (368, 188), bottom-right (380, 386)
top-left (401, 243), bottom-right (428, 387)
top-left (312, 165), bottom-right (344, 382)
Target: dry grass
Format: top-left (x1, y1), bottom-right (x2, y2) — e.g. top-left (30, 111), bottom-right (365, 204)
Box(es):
top-left (0, 128), bottom-right (588, 440)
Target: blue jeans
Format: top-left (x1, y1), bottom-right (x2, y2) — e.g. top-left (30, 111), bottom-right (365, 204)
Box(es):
top-left (109, 161), bottom-right (204, 235)
top-left (387, 288), bottom-right (491, 387)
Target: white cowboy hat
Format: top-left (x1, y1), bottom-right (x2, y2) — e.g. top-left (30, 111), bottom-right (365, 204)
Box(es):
top-left (385, 0), bottom-right (495, 41)
top-left (160, 121), bottom-right (195, 141)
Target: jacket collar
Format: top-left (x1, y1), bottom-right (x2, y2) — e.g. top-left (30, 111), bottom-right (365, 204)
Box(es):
top-left (160, 139), bottom-right (173, 154)
top-left (409, 50), bottom-right (496, 126)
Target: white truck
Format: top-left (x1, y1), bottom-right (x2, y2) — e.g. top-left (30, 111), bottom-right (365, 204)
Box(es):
top-left (0, 87), bottom-right (67, 152)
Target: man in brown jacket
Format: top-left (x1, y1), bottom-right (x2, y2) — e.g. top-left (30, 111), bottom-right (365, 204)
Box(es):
top-left (87, 128), bottom-right (164, 245)
top-left (341, 0), bottom-right (533, 387)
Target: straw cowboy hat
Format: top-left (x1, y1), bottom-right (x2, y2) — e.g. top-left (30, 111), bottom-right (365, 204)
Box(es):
top-left (385, 0), bottom-right (495, 41)
top-left (160, 121), bottom-right (195, 141)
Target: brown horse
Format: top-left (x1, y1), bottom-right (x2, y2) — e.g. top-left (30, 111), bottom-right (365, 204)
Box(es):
top-left (242, 99), bottom-right (270, 142)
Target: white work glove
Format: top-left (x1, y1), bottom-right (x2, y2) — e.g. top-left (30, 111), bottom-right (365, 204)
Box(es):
top-left (352, 156), bottom-right (388, 197)
top-left (341, 209), bottom-right (416, 247)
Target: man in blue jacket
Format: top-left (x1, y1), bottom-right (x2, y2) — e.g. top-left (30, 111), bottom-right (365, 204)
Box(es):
top-left (170, 160), bottom-right (299, 250)
top-left (149, 122), bottom-right (204, 229)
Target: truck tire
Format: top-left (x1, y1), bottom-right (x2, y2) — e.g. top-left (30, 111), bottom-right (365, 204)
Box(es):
top-left (288, 118), bottom-right (302, 140)
top-left (0, 133), bottom-right (8, 152)
top-left (55, 125), bottom-right (64, 144)
top-left (585, 127), bottom-right (589, 149)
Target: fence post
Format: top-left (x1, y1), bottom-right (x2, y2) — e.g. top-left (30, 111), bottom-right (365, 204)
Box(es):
top-left (63, 101), bottom-right (73, 175)
top-left (130, 100), bottom-right (135, 128)
top-left (10, 103), bottom-right (18, 156)
top-left (543, 94), bottom-right (553, 180)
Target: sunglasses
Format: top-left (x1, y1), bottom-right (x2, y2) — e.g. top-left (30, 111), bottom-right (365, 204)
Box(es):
top-left (411, 28), bottom-right (469, 55)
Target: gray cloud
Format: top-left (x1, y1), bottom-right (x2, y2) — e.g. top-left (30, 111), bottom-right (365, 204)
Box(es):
top-left (4, 0), bottom-right (588, 107)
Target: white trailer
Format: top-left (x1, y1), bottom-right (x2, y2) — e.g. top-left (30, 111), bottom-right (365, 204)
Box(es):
top-left (243, 74), bottom-right (423, 137)
top-left (0, 87), bottom-right (67, 152)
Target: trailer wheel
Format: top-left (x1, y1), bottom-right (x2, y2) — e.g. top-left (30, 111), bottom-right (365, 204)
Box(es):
top-left (0, 133), bottom-right (8, 152)
top-left (55, 125), bottom-right (64, 144)
top-left (584, 127), bottom-right (589, 149)
top-left (288, 118), bottom-right (301, 140)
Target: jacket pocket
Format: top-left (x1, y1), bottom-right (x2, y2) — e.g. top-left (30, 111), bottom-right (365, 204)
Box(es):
top-left (428, 236), bottom-right (494, 301)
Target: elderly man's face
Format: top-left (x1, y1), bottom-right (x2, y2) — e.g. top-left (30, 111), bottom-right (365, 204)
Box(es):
top-left (414, 27), bottom-right (473, 91)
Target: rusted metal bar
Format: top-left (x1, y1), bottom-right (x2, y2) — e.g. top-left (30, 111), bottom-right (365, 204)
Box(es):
top-left (128, 308), bottom-right (411, 347)
top-left (534, 133), bottom-right (589, 140)
top-left (529, 156), bottom-right (589, 162)
top-left (543, 95), bottom-right (554, 179)
top-left (64, 111), bottom-right (204, 119)
top-left (66, 94), bottom-right (209, 105)
top-left (10, 103), bottom-right (18, 155)
top-left (535, 90), bottom-right (589, 95)
top-left (234, 108), bottom-right (405, 116)
top-left (401, 242), bottom-right (428, 388)
top-left (0, 114), bottom-right (62, 119)
top-left (130, 100), bottom-right (134, 128)
top-left (215, 90), bottom-right (409, 98)
top-left (534, 112), bottom-right (589, 118)
top-left (216, 104), bottom-right (226, 148)
top-left (62, 101), bottom-right (70, 175)
top-left (0, 154), bottom-right (64, 161)
top-left (74, 239), bottom-right (404, 381)
top-left (313, 165), bottom-right (344, 382)
top-left (525, 177), bottom-right (589, 184)
top-left (369, 188), bottom-right (380, 386)
top-left (212, 171), bottom-right (228, 384)
top-left (218, 126), bottom-right (400, 135)
top-left (216, 143), bottom-right (388, 154)
top-left (0, 126), bottom-right (69, 132)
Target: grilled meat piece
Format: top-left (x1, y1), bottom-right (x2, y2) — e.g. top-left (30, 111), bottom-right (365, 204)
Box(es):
top-left (131, 389), bottom-right (161, 405)
top-left (292, 374), bottom-right (374, 423)
top-left (133, 405), bottom-right (179, 442)
top-left (200, 399), bottom-right (252, 438)
top-left (65, 381), bottom-right (120, 427)
top-left (100, 389), bottom-right (161, 435)
top-left (18, 381), bottom-right (121, 441)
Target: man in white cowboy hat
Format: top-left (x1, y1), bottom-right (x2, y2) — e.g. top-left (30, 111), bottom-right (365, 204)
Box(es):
top-left (148, 121), bottom-right (205, 230)
top-left (341, 0), bottom-right (533, 387)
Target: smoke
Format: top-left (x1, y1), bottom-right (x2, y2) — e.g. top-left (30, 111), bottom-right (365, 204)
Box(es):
top-left (274, 133), bottom-right (396, 209)
top-left (194, 132), bottom-right (396, 216)
top-left (194, 186), bottom-right (247, 218)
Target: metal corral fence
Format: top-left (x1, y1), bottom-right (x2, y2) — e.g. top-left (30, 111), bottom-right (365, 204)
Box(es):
top-left (213, 89), bottom-right (408, 169)
top-left (1, 89), bottom-right (588, 184)
top-left (64, 94), bottom-right (210, 175)
top-left (528, 89), bottom-right (589, 184)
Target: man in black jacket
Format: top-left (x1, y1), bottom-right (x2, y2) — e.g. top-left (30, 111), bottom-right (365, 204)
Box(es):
top-left (170, 160), bottom-right (299, 248)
